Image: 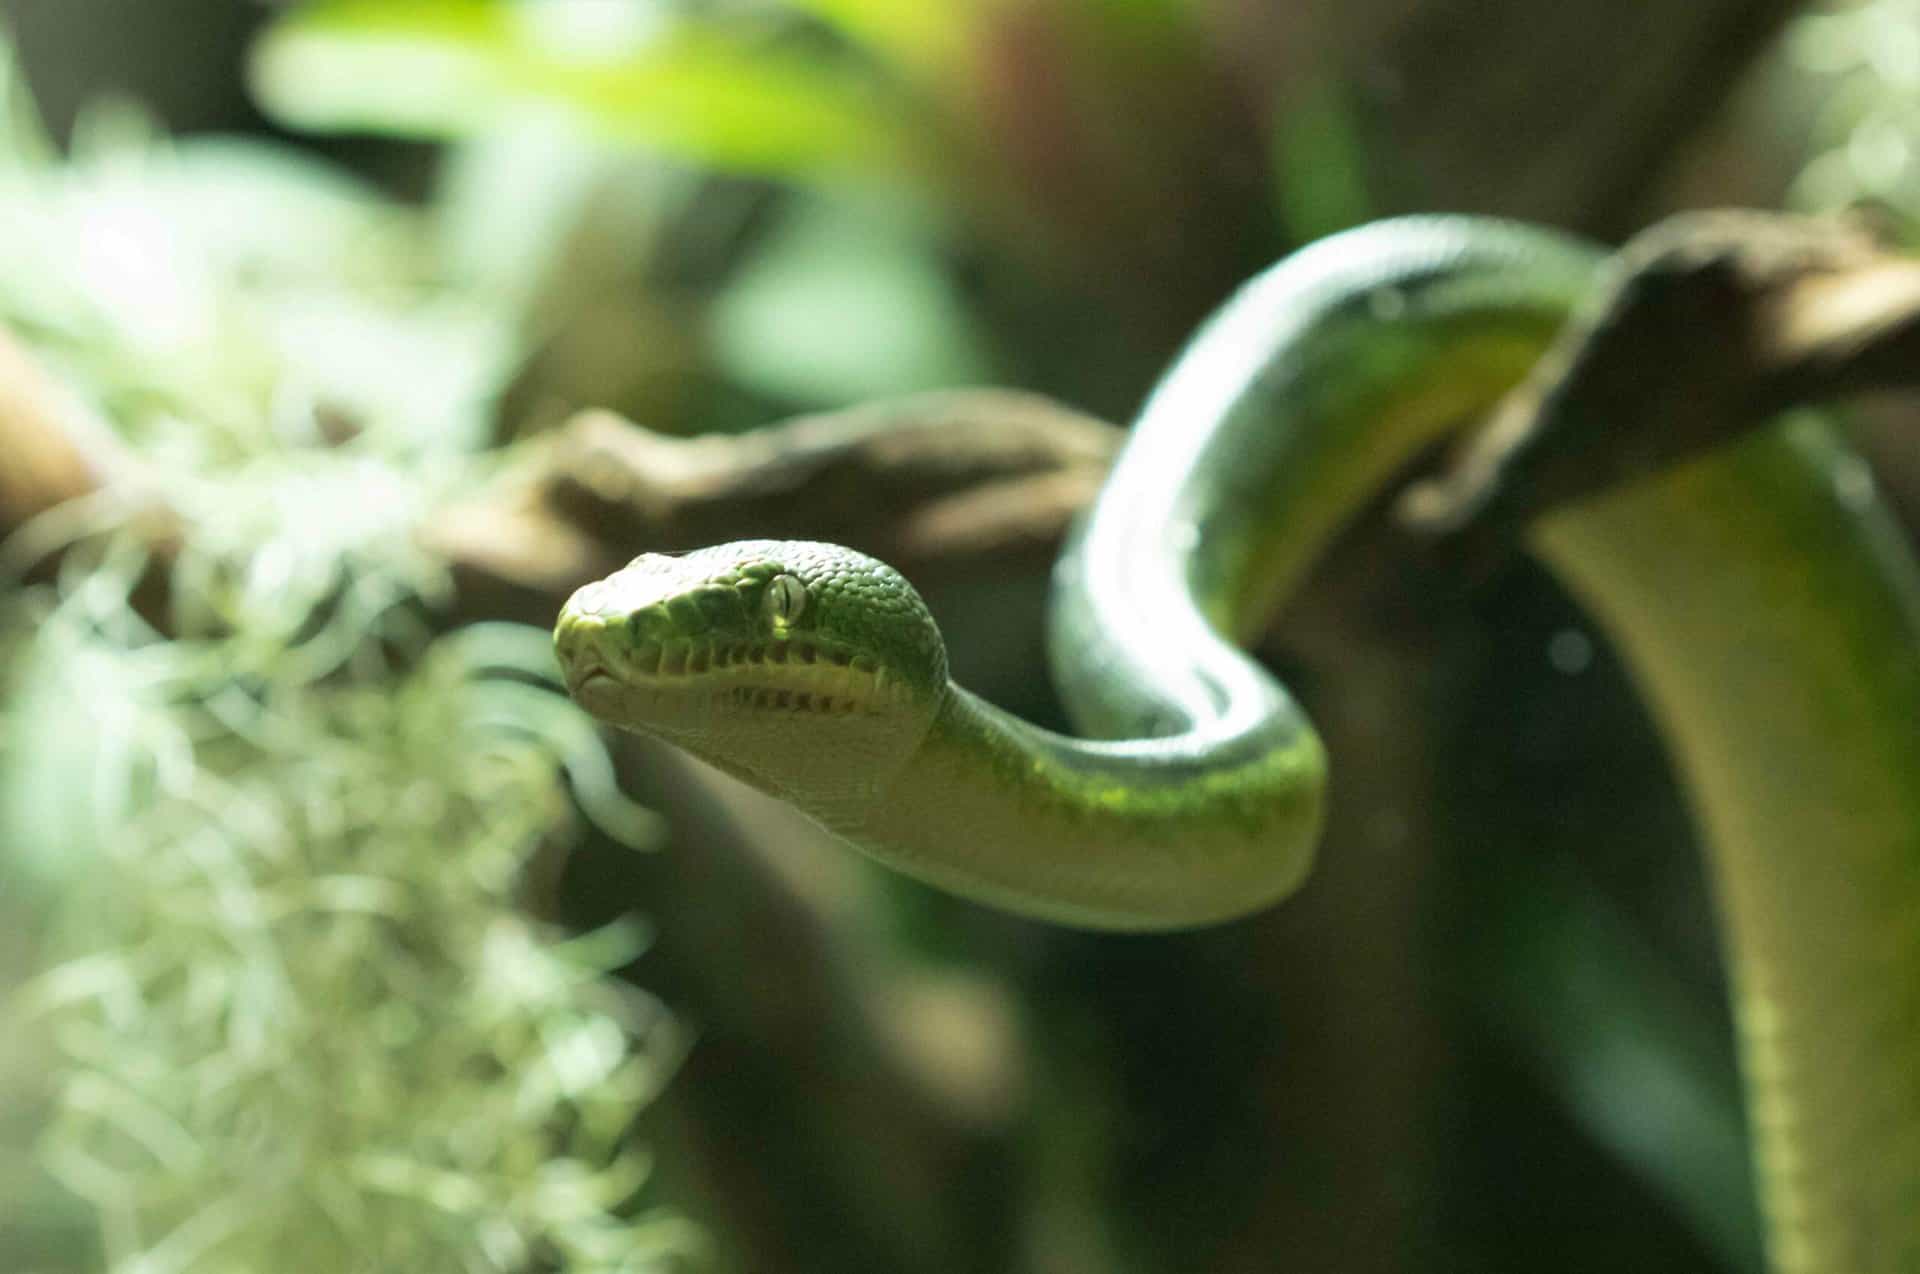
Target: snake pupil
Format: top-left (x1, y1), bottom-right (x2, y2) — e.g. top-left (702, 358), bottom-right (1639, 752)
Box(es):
top-left (765, 574), bottom-right (808, 626)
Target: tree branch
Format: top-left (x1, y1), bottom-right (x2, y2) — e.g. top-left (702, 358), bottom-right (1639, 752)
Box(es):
top-left (427, 390), bottom-right (1120, 628)
top-left (0, 329), bottom-right (164, 566)
top-left (11, 213), bottom-right (1920, 623)
top-left (1401, 211), bottom-right (1920, 561)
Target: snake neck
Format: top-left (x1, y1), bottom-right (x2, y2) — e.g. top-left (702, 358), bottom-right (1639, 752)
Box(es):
top-left (826, 682), bottom-right (1323, 930)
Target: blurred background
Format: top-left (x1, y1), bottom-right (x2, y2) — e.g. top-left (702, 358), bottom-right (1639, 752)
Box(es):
top-left (2, 1), bottom-right (1918, 1271)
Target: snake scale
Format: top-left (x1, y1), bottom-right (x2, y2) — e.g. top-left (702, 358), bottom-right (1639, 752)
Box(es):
top-left (552, 217), bottom-right (1920, 1272)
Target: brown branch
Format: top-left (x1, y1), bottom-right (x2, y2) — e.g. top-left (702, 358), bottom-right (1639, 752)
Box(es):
top-left (427, 390), bottom-right (1120, 627)
top-left (444, 214), bottom-right (1920, 626)
top-left (0, 328), bottom-right (180, 631)
top-left (11, 213), bottom-right (1920, 622)
top-left (0, 329), bottom-right (153, 558)
top-left (1401, 211), bottom-right (1920, 563)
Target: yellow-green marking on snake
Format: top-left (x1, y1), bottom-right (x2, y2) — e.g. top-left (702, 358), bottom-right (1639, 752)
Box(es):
top-left (553, 217), bottom-right (1920, 1271)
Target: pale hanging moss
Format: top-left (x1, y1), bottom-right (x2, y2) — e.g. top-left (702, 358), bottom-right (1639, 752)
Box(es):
top-left (4, 481), bottom-right (696, 1274)
top-left (0, 42), bottom-right (699, 1274)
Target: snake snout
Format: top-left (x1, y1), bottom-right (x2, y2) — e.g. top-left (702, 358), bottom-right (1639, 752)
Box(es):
top-left (554, 599), bottom-right (615, 694)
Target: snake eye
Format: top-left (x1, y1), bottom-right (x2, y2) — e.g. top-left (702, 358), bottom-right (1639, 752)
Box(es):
top-left (763, 574), bottom-right (808, 627)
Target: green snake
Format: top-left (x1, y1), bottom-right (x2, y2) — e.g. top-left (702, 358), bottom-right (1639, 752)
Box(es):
top-left (552, 217), bottom-right (1920, 1271)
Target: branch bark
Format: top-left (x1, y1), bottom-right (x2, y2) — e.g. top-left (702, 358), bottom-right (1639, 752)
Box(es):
top-left (16, 213), bottom-right (1920, 617)
top-left (1403, 212), bottom-right (1920, 561)
top-left (0, 330), bottom-right (164, 566)
top-left (425, 390), bottom-right (1119, 631)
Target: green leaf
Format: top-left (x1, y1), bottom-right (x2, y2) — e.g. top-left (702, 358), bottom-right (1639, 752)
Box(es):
top-left (517, 34), bottom-right (917, 175)
top-left (252, 0), bottom-right (922, 181)
top-left (1269, 75), bottom-right (1373, 244)
top-left (708, 197), bottom-right (991, 404)
top-left (774, 0), bottom-right (973, 83)
top-left (249, 0), bottom-right (516, 135)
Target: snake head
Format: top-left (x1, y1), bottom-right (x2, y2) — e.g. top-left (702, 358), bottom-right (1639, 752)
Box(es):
top-left (554, 540), bottom-right (949, 809)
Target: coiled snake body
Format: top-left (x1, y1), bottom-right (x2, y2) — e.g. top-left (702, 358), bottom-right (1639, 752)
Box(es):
top-left (554, 218), bottom-right (1920, 1271)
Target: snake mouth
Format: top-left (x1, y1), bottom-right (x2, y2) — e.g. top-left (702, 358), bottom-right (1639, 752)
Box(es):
top-left (573, 637), bottom-right (904, 718)
top-left (574, 665), bottom-right (617, 693)
top-left (561, 645), bottom-right (609, 689)
top-left (563, 652), bottom-right (625, 712)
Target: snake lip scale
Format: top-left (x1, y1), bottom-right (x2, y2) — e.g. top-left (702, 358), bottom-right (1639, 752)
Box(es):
top-left (556, 559), bottom-right (914, 730)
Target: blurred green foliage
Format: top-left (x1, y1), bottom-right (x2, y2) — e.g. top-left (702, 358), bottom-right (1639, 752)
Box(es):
top-left (250, 0), bottom-right (1302, 422)
top-left (0, 42), bottom-right (696, 1274)
top-left (252, 1), bottom-right (916, 179)
top-left (1790, 0), bottom-right (1920, 232)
